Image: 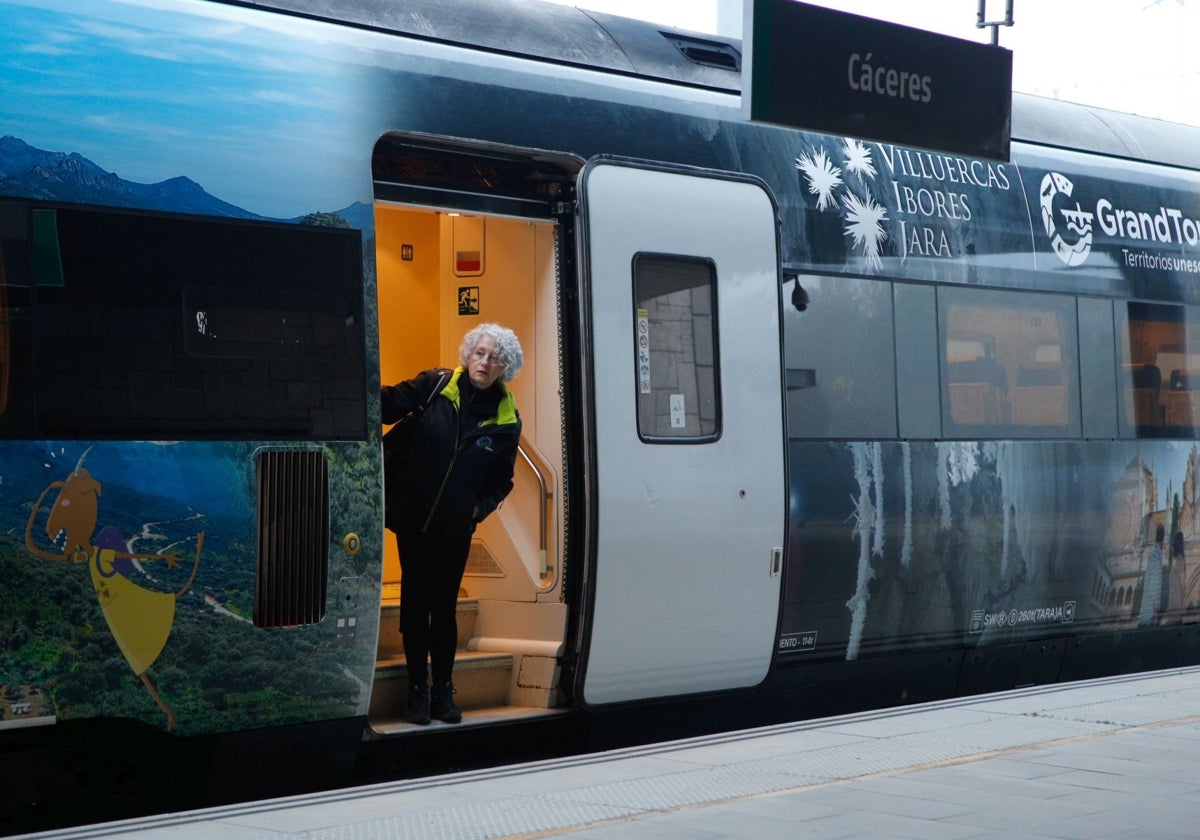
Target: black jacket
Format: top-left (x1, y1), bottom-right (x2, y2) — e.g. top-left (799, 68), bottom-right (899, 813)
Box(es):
top-left (381, 367), bottom-right (521, 534)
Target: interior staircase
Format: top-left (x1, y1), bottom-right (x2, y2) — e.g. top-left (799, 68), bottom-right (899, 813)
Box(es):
top-left (369, 592), bottom-right (564, 729)
top-left (370, 598), bottom-right (508, 723)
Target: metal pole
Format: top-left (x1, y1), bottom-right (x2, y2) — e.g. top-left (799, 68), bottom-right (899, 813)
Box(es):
top-left (976, 0), bottom-right (1015, 46)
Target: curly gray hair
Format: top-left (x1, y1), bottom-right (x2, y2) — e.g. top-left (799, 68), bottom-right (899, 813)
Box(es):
top-left (459, 322), bottom-right (524, 384)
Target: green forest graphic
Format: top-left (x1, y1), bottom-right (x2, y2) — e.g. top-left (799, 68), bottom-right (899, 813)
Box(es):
top-left (1, 441), bottom-right (383, 735)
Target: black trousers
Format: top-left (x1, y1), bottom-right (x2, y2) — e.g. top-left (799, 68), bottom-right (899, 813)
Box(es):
top-left (395, 524), bottom-right (472, 685)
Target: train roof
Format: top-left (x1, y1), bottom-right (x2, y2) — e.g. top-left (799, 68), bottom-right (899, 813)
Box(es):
top-left (218, 0), bottom-right (1200, 171)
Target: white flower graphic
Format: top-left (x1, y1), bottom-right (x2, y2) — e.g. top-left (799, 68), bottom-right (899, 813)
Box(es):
top-left (842, 190), bottom-right (888, 272)
top-left (797, 141), bottom-right (892, 272)
top-left (795, 149), bottom-right (842, 211)
top-left (841, 138), bottom-right (877, 180)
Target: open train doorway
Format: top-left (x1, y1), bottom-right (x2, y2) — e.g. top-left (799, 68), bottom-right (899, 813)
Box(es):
top-left (367, 134), bottom-right (581, 732)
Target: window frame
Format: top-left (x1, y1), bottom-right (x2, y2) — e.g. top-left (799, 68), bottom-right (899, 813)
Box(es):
top-left (630, 252), bottom-right (722, 444)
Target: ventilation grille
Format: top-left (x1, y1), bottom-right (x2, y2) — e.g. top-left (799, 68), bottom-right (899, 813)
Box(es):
top-left (662, 33), bottom-right (741, 71)
top-left (254, 449), bottom-right (329, 627)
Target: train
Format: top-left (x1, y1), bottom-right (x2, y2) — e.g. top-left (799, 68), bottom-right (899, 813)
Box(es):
top-left (4, 0), bottom-right (1200, 832)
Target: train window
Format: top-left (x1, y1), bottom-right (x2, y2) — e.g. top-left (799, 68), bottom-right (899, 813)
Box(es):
top-left (785, 274), bottom-right (897, 439)
top-left (939, 288), bottom-right (1080, 438)
top-left (0, 201), bottom-right (34, 435)
top-left (26, 205), bottom-right (366, 440)
top-left (1120, 301), bottom-right (1200, 436)
top-left (0, 202), bottom-right (30, 287)
top-left (632, 254), bottom-right (720, 441)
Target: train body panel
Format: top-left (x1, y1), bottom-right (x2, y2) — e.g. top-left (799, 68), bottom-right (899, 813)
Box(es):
top-left (4, 0), bottom-right (1200, 831)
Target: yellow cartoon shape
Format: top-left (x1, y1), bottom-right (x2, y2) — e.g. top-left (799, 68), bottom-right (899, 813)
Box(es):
top-left (26, 448), bottom-right (203, 730)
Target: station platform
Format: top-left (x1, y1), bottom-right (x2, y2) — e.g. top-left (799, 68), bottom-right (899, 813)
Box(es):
top-left (17, 666), bottom-right (1200, 840)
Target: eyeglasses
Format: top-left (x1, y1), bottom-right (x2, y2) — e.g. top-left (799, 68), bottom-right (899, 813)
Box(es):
top-left (471, 347), bottom-right (505, 368)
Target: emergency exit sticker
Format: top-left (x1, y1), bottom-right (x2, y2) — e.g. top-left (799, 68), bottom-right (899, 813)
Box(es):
top-left (458, 286), bottom-right (480, 315)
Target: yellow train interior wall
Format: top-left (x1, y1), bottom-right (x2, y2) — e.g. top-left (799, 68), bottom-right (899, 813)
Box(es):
top-left (374, 204), bottom-right (552, 589)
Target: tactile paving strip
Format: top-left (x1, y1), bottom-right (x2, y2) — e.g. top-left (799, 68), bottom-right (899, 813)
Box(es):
top-left (301, 799), bottom-right (638, 840)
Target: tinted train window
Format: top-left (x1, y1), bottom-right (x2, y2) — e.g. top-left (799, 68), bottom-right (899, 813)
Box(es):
top-left (24, 204), bottom-right (365, 440)
top-left (1120, 301), bottom-right (1200, 436)
top-left (0, 203), bottom-right (34, 436)
top-left (939, 288), bottom-right (1079, 438)
top-left (785, 274), bottom-right (897, 439)
top-left (632, 254), bottom-right (719, 441)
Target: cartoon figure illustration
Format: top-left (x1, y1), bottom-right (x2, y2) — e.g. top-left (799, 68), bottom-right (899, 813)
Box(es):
top-left (25, 448), bottom-right (204, 730)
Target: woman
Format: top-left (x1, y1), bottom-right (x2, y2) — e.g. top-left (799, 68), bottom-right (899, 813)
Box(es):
top-left (381, 323), bottom-right (523, 724)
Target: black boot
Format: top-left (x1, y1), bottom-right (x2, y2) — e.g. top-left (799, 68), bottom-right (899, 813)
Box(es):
top-left (407, 681), bottom-right (431, 725)
top-left (431, 680), bottom-right (462, 723)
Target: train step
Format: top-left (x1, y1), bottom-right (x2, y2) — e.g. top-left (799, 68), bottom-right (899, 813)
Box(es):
top-left (369, 649), bottom-right (513, 720)
top-left (377, 599), bottom-right (477, 660)
top-left (373, 594), bottom-right (563, 724)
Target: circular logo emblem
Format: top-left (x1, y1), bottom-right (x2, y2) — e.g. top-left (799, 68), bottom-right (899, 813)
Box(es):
top-left (1040, 172), bottom-right (1093, 267)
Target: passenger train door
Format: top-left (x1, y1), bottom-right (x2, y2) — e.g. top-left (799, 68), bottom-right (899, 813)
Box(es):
top-left (575, 158), bottom-right (786, 705)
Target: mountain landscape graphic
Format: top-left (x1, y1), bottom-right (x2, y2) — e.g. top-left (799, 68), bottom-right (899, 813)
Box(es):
top-left (0, 135), bottom-right (369, 227)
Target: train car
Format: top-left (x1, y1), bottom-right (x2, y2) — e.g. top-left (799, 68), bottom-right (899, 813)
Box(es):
top-left (4, 0), bottom-right (1200, 831)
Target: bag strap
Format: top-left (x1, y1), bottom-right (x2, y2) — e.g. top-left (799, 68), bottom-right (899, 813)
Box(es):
top-left (393, 368), bottom-right (449, 428)
top-left (421, 368), bottom-right (450, 413)
top-left (388, 367), bottom-right (451, 436)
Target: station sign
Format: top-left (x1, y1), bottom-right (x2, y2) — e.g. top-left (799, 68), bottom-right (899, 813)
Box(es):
top-left (744, 0), bottom-right (1012, 160)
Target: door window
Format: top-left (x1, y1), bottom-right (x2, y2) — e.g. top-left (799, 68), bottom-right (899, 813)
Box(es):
top-left (633, 254), bottom-right (720, 441)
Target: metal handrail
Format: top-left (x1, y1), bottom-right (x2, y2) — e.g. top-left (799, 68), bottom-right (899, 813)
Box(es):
top-left (516, 443), bottom-right (549, 576)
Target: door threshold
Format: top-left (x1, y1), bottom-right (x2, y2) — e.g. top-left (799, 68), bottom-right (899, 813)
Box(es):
top-left (367, 705), bottom-right (568, 736)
